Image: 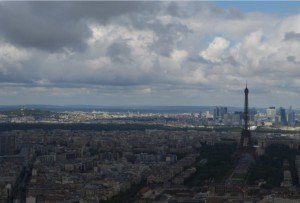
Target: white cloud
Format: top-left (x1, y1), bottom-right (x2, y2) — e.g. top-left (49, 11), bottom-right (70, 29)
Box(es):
top-left (200, 37), bottom-right (230, 63)
top-left (170, 49), bottom-right (188, 64)
top-left (86, 57), bottom-right (111, 71)
top-left (0, 41), bottom-right (30, 72)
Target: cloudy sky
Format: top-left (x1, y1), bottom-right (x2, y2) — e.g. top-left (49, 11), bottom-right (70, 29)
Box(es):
top-left (1, 1), bottom-right (300, 108)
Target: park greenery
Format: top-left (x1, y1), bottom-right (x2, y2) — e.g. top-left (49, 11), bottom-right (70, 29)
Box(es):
top-left (247, 144), bottom-right (299, 188)
top-left (185, 143), bottom-right (237, 187)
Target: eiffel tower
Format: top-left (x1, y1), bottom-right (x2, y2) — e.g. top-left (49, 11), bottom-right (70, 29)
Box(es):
top-left (240, 83), bottom-right (252, 148)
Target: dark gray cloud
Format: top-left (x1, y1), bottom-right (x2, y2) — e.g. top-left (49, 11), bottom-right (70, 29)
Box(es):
top-left (148, 21), bottom-right (191, 57)
top-left (0, 2), bottom-right (88, 51)
top-left (287, 55), bottom-right (296, 62)
top-left (165, 2), bottom-right (189, 18)
top-left (0, 1), bottom-right (231, 54)
top-left (163, 2), bottom-right (244, 20)
top-left (0, 1), bottom-right (159, 52)
top-left (286, 55), bottom-right (300, 64)
top-left (150, 34), bottom-right (175, 57)
top-left (224, 56), bottom-right (239, 66)
top-left (226, 8), bottom-right (245, 19)
top-left (284, 31), bottom-right (300, 41)
top-left (106, 41), bottom-right (132, 63)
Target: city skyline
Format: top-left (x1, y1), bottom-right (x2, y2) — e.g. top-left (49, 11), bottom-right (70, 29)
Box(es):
top-left (1, 2), bottom-right (300, 107)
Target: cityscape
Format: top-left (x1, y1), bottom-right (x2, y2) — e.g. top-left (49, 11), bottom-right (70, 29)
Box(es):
top-left (1, 85), bottom-right (300, 202)
top-left (1, 1), bottom-right (300, 203)
top-left (0, 104), bottom-right (297, 130)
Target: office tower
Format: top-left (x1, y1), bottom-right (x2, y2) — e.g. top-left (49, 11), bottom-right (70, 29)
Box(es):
top-left (198, 111), bottom-right (202, 118)
top-left (213, 107), bottom-right (219, 120)
top-left (220, 107), bottom-right (228, 118)
top-left (288, 106), bottom-right (296, 127)
top-left (0, 134), bottom-right (16, 156)
top-left (213, 106), bottom-right (228, 120)
top-left (275, 115), bottom-right (280, 127)
top-left (279, 107), bottom-right (288, 126)
top-left (266, 107), bottom-right (276, 122)
top-left (240, 84), bottom-right (252, 148)
top-left (234, 111), bottom-right (243, 124)
top-left (249, 107), bottom-right (257, 121)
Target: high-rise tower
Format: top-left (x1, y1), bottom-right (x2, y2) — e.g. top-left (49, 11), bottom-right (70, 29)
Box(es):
top-left (240, 84), bottom-right (252, 148)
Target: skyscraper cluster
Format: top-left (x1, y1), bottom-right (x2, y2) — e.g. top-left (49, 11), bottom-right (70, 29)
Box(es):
top-left (213, 106), bottom-right (228, 120)
top-left (266, 106), bottom-right (296, 127)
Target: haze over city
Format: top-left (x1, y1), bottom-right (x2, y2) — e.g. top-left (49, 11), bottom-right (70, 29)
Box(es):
top-left (1, 1), bottom-right (300, 107)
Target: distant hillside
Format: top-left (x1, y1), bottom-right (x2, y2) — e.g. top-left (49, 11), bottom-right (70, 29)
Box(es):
top-left (0, 108), bottom-right (59, 118)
